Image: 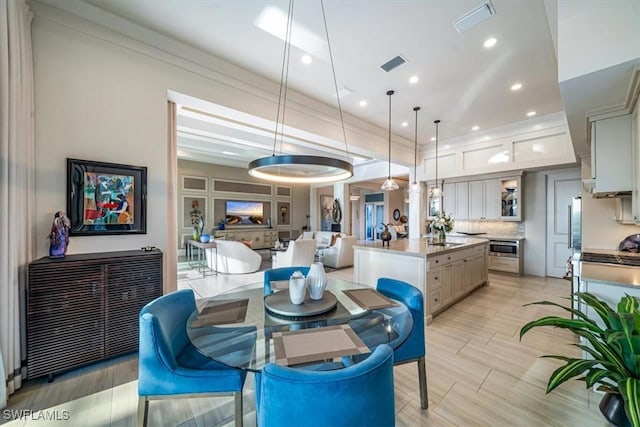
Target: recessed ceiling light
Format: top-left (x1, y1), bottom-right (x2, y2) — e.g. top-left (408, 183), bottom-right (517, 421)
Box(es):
top-left (409, 75), bottom-right (419, 84)
top-left (223, 151), bottom-right (238, 155)
top-left (471, 126), bottom-right (479, 131)
top-left (443, 144), bottom-right (451, 150)
top-left (430, 137), bottom-right (436, 142)
top-left (401, 121), bottom-right (409, 127)
top-left (359, 100), bottom-right (367, 107)
top-left (527, 110), bottom-right (537, 117)
top-left (483, 136), bottom-right (490, 141)
top-left (483, 37), bottom-right (497, 48)
top-left (301, 54), bottom-right (312, 64)
top-left (511, 83), bottom-right (523, 91)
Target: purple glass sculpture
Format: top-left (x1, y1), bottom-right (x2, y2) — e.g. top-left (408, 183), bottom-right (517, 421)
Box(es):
top-left (618, 234), bottom-right (640, 253)
top-left (49, 211), bottom-right (71, 258)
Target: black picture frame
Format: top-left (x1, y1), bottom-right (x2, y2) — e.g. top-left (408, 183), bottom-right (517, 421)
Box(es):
top-left (67, 158), bottom-right (147, 235)
top-left (393, 208), bottom-right (401, 221)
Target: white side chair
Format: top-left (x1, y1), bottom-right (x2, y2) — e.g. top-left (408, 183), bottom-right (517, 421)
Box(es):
top-left (206, 240), bottom-right (262, 274)
top-left (272, 239), bottom-right (316, 268)
top-left (322, 236), bottom-right (357, 269)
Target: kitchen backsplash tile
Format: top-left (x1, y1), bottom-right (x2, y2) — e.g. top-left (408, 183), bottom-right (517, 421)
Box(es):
top-left (453, 220), bottom-right (524, 237)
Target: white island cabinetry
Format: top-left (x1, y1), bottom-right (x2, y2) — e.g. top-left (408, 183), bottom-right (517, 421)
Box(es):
top-left (354, 238), bottom-right (489, 323)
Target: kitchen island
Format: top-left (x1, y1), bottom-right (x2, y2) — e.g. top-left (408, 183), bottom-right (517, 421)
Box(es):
top-left (353, 237), bottom-right (489, 323)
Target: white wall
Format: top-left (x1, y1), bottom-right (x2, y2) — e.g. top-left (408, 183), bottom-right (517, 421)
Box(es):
top-left (557, 0), bottom-right (640, 82)
top-left (581, 157), bottom-right (638, 249)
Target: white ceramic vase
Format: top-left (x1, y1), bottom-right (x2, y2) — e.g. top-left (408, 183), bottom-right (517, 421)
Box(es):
top-left (306, 262), bottom-right (327, 300)
top-left (289, 271), bottom-right (306, 304)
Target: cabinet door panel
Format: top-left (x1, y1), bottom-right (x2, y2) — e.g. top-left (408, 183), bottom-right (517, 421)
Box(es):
top-left (443, 182), bottom-right (456, 215)
top-left (455, 182), bottom-right (469, 219)
top-left (468, 181), bottom-right (484, 219)
top-left (484, 179), bottom-right (501, 219)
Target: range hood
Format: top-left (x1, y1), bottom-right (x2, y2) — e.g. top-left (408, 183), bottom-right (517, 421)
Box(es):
top-left (583, 179), bottom-right (632, 198)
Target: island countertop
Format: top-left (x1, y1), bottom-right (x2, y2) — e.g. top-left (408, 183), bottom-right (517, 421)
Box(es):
top-left (353, 236), bottom-right (488, 258)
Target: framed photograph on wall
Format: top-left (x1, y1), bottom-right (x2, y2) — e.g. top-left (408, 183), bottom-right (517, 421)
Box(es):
top-left (67, 158), bottom-right (147, 235)
top-left (181, 175), bottom-right (208, 192)
top-left (320, 195), bottom-right (333, 231)
top-left (182, 196), bottom-right (207, 229)
top-left (277, 201), bottom-right (290, 226)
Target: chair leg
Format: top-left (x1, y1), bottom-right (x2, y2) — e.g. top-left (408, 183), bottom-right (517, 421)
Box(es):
top-left (234, 391), bottom-right (243, 427)
top-left (137, 396), bottom-right (149, 427)
top-left (417, 357), bottom-right (429, 409)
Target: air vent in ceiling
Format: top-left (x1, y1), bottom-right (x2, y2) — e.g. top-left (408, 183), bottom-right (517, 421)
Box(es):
top-left (380, 55), bottom-right (407, 72)
top-left (453, 1), bottom-right (496, 33)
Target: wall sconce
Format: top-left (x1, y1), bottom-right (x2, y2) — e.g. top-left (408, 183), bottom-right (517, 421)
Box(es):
top-left (280, 205), bottom-right (288, 222)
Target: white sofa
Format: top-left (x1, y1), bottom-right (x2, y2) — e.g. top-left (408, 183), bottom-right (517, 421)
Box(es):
top-left (272, 239), bottom-right (316, 268)
top-left (321, 235), bottom-right (357, 269)
top-left (298, 231), bottom-right (339, 248)
top-left (205, 239), bottom-right (262, 274)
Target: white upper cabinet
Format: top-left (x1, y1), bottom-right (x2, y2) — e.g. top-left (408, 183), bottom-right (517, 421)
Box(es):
top-left (499, 177), bottom-right (522, 221)
top-left (591, 114), bottom-right (632, 195)
top-left (469, 179), bottom-right (500, 220)
top-left (443, 182), bottom-right (468, 220)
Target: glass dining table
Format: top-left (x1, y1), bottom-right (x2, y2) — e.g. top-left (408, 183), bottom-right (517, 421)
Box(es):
top-left (186, 278), bottom-right (413, 372)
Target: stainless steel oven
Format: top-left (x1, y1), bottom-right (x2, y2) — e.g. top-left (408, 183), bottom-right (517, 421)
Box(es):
top-left (489, 240), bottom-right (519, 258)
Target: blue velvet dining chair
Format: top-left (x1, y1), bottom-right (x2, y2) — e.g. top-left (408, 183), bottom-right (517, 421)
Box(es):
top-left (137, 289), bottom-right (247, 427)
top-left (263, 266), bottom-right (310, 295)
top-left (256, 344), bottom-right (395, 427)
top-left (377, 277), bottom-right (429, 409)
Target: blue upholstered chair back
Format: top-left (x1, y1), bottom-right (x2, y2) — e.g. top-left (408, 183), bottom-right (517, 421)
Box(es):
top-left (138, 289), bottom-right (245, 396)
top-left (139, 289), bottom-right (194, 374)
top-left (263, 266), bottom-right (310, 295)
top-left (257, 344), bottom-right (395, 427)
top-left (376, 277), bottom-right (425, 362)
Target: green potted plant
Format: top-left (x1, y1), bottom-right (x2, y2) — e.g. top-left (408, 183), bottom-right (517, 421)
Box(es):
top-left (520, 292), bottom-right (640, 427)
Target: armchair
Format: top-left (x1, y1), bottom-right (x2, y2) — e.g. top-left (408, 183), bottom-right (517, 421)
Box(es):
top-left (137, 289), bottom-right (247, 427)
top-left (377, 277), bottom-right (428, 409)
top-left (321, 235), bottom-right (357, 269)
top-left (256, 344), bottom-right (395, 427)
top-left (271, 239), bottom-right (316, 269)
top-left (206, 239), bottom-right (261, 274)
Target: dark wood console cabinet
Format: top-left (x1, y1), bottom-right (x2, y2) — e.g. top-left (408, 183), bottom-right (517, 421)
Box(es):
top-left (27, 249), bottom-right (163, 379)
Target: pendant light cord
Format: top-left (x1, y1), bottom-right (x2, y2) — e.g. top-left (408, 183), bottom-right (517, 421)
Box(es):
top-left (320, 0), bottom-right (350, 160)
top-left (272, 0), bottom-right (295, 155)
top-left (413, 107), bottom-right (420, 184)
top-left (387, 90), bottom-right (393, 179)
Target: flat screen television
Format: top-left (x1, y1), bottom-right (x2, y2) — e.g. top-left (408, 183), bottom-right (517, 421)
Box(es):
top-left (225, 200), bottom-right (264, 225)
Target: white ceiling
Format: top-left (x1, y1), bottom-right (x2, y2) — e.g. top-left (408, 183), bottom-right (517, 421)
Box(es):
top-left (78, 0), bottom-right (564, 167)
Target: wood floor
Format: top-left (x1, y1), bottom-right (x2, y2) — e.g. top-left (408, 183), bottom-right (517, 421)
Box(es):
top-left (3, 272), bottom-right (607, 426)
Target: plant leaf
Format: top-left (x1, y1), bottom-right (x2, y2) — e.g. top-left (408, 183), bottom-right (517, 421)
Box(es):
top-left (523, 300), bottom-right (595, 323)
top-left (619, 378), bottom-right (640, 427)
top-left (584, 368), bottom-right (621, 389)
top-left (575, 292), bottom-right (614, 329)
top-left (520, 316), bottom-right (602, 340)
top-left (619, 295), bottom-right (640, 314)
top-left (546, 359), bottom-right (601, 393)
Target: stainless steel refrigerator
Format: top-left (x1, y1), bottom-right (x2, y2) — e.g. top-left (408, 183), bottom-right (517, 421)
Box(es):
top-left (569, 196), bottom-right (582, 254)
top-left (568, 196), bottom-right (582, 315)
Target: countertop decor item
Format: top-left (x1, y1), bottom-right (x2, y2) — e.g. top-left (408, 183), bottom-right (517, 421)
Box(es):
top-left (247, 0), bottom-right (352, 184)
top-left (306, 262), bottom-right (328, 300)
top-left (380, 223), bottom-right (392, 247)
top-left (199, 234), bottom-right (210, 243)
top-left (520, 292), bottom-right (640, 427)
top-left (289, 270), bottom-right (306, 305)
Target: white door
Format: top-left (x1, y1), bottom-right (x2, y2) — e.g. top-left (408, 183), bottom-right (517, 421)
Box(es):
top-left (546, 171), bottom-right (581, 277)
